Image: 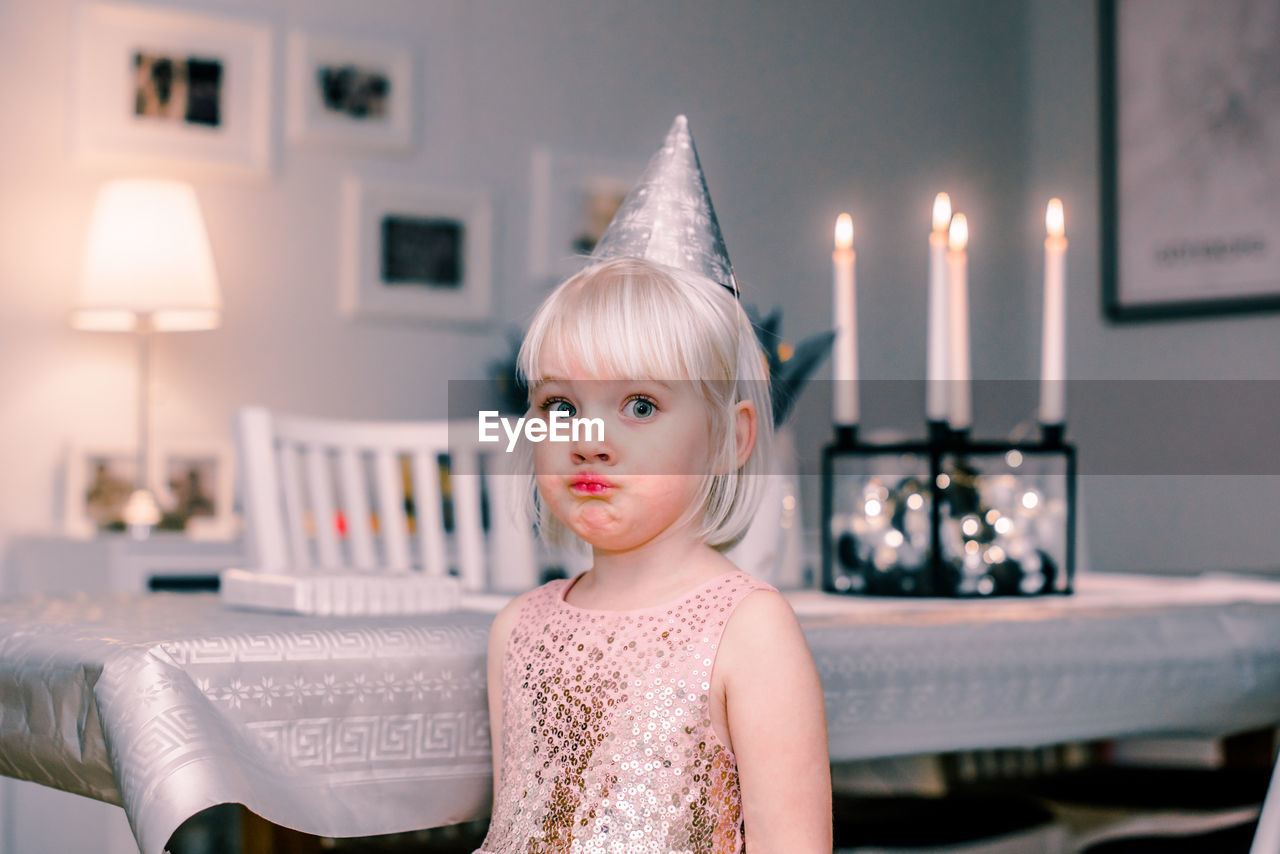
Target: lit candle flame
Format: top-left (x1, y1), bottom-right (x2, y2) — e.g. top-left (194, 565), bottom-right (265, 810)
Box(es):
top-left (932, 193), bottom-right (952, 232)
top-left (948, 213), bottom-right (968, 251)
top-left (1045, 198), bottom-right (1065, 238)
top-left (834, 213), bottom-right (853, 250)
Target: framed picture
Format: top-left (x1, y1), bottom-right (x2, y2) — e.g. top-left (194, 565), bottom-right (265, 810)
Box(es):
top-left (64, 447), bottom-right (140, 537)
top-left (72, 2), bottom-right (272, 177)
top-left (340, 177), bottom-right (493, 322)
top-left (1101, 0), bottom-right (1280, 320)
top-left (286, 32), bottom-right (413, 151)
top-left (528, 148), bottom-right (643, 281)
top-left (155, 442), bottom-right (238, 540)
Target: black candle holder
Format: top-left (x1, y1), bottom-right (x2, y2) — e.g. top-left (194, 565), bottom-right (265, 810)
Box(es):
top-left (821, 424), bottom-right (1076, 597)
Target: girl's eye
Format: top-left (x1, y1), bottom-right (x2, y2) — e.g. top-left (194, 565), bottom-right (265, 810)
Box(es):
top-left (540, 397), bottom-right (576, 417)
top-left (623, 396), bottom-right (658, 419)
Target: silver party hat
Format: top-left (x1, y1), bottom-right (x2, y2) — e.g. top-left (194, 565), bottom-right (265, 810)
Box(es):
top-left (591, 115), bottom-right (739, 297)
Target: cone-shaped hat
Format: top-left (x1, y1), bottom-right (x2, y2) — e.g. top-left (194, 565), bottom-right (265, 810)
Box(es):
top-left (591, 115), bottom-right (738, 297)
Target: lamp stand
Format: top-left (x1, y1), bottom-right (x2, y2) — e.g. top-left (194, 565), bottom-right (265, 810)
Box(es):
top-left (124, 319), bottom-right (161, 538)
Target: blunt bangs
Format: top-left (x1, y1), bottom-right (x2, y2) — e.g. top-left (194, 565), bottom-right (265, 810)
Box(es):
top-left (519, 258), bottom-right (731, 386)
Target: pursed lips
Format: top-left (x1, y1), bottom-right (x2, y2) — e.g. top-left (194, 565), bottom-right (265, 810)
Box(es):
top-left (569, 474), bottom-right (615, 495)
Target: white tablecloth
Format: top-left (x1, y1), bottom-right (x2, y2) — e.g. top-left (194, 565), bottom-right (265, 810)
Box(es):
top-left (790, 573), bottom-right (1280, 758)
top-left (1, 573), bottom-right (1279, 853)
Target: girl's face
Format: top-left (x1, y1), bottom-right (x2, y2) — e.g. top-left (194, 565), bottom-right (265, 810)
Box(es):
top-left (530, 354), bottom-right (714, 554)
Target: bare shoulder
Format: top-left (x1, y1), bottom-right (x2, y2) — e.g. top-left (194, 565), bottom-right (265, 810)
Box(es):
top-left (493, 586), bottom-right (536, 624)
top-left (718, 587), bottom-right (812, 678)
top-left (488, 587), bottom-right (539, 650)
top-left (727, 586), bottom-right (801, 635)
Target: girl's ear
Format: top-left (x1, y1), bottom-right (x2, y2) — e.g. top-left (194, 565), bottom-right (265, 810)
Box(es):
top-left (733, 400), bottom-right (758, 470)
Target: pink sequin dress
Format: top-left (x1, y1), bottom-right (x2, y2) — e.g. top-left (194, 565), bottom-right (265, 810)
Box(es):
top-left (476, 569), bottom-right (777, 854)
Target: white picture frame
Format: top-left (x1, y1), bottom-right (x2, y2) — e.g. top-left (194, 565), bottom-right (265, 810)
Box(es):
top-left (72, 2), bottom-right (273, 178)
top-left (64, 446), bottom-right (143, 538)
top-left (528, 147), bottom-right (644, 281)
top-left (155, 441), bottom-right (238, 541)
top-left (340, 177), bottom-right (493, 323)
top-left (286, 32), bottom-right (413, 151)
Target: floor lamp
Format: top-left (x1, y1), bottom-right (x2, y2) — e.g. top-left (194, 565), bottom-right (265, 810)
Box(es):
top-left (71, 179), bottom-right (222, 538)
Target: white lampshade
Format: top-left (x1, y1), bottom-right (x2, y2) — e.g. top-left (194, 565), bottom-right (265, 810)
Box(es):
top-left (73, 179), bottom-right (221, 332)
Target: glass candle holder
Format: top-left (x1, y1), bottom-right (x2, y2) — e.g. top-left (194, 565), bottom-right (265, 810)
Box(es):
top-left (822, 431), bottom-right (1076, 597)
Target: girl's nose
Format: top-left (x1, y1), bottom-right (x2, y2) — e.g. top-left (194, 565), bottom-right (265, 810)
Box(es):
top-left (572, 447), bottom-right (611, 464)
top-left (570, 424), bottom-right (614, 464)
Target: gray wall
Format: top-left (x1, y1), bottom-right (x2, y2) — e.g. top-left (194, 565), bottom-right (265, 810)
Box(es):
top-left (0, 1), bottom-right (1277, 849)
top-left (0, 0), bottom-right (1032, 545)
top-left (0, 3), bottom-right (1036, 845)
top-left (0, 0), bottom-right (1274, 578)
top-left (1027, 1), bottom-right (1280, 573)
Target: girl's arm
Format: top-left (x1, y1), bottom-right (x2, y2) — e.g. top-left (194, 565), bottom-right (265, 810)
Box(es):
top-left (485, 592), bottom-right (527, 802)
top-left (721, 590), bottom-right (832, 853)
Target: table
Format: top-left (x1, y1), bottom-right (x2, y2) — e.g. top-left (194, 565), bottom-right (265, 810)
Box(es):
top-left (1, 573), bottom-right (1279, 854)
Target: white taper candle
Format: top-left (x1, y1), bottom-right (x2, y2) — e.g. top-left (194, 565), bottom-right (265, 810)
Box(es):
top-left (833, 213), bottom-right (858, 426)
top-left (1040, 199), bottom-right (1067, 425)
top-left (947, 214), bottom-right (971, 431)
top-left (927, 193), bottom-right (951, 423)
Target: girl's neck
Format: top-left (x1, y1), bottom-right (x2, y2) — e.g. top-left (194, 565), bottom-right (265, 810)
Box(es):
top-left (575, 528), bottom-right (729, 608)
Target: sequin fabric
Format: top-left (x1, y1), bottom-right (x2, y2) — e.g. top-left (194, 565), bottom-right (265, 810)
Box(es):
top-left (476, 569), bottom-right (776, 854)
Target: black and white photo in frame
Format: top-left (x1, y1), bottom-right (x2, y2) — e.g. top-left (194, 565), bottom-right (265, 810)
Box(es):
top-left (340, 178), bottom-right (492, 323)
top-left (63, 446), bottom-right (139, 537)
top-left (156, 441), bottom-right (237, 540)
top-left (73, 2), bottom-right (272, 177)
top-left (287, 32), bottom-right (413, 151)
top-left (1102, 0), bottom-right (1280, 319)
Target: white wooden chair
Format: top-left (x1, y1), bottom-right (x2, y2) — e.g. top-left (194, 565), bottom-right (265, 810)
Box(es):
top-left (221, 406), bottom-right (537, 614)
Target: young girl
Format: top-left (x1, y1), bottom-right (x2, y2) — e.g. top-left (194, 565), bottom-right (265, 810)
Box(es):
top-left (476, 118), bottom-right (830, 854)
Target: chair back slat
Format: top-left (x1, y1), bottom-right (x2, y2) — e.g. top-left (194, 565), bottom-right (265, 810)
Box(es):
top-left (375, 449), bottom-right (411, 571)
top-left (338, 447), bottom-right (376, 569)
top-left (411, 450), bottom-right (448, 577)
top-left (278, 442), bottom-right (312, 571)
top-left (237, 406), bottom-right (288, 572)
top-left (449, 447), bottom-right (486, 592)
top-left (305, 446), bottom-right (341, 568)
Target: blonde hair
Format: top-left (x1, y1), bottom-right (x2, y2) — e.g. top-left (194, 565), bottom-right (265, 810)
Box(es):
top-left (516, 256), bottom-right (772, 552)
